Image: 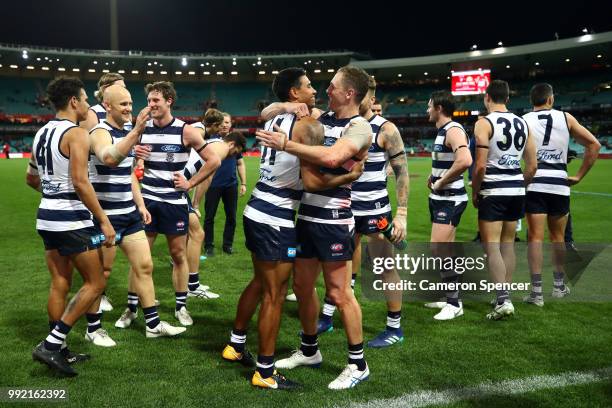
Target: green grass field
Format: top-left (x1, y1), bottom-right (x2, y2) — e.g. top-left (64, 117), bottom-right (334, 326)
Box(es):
top-left (1, 156), bottom-right (611, 407)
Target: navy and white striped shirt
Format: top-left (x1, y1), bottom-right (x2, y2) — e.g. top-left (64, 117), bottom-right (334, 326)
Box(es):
top-left (298, 111), bottom-right (371, 225)
top-left (523, 109), bottom-right (570, 196)
top-left (351, 115), bottom-right (391, 216)
top-left (140, 118), bottom-right (189, 205)
top-left (244, 113), bottom-right (302, 228)
top-left (88, 122), bottom-right (136, 216)
top-left (33, 119), bottom-right (94, 231)
top-left (429, 121), bottom-right (469, 202)
top-left (182, 138), bottom-right (223, 181)
top-left (481, 111), bottom-right (529, 196)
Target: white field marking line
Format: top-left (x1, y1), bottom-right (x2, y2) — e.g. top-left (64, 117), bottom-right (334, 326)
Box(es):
top-left (336, 366), bottom-right (612, 408)
top-left (572, 190), bottom-right (612, 197)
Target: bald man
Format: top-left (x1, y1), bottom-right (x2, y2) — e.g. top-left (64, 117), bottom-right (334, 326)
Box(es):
top-left (88, 85), bottom-right (186, 341)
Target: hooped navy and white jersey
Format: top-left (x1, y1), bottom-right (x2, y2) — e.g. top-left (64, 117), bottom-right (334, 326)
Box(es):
top-left (429, 121), bottom-right (469, 202)
top-left (140, 117), bottom-right (189, 205)
top-left (244, 113), bottom-right (302, 228)
top-left (351, 114), bottom-right (391, 216)
top-left (89, 103), bottom-right (133, 131)
top-left (481, 111), bottom-right (529, 196)
top-left (298, 111), bottom-right (371, 225)
top-left (32, 119), bottom-right (94, 231)
top-left (182, 138), bottom-right (223, 181)
top-left (88, 122), bottom-right (136, 216)
top-left (523, 109), bottom-right (570, 196)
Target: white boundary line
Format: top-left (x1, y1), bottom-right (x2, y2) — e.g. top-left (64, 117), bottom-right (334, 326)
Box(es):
top-left (572, 190), bottom-right (612, 197)
top-left (337, 366), bottom-right (612, 408)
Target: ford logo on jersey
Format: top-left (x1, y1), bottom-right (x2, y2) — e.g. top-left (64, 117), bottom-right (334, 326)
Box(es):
top-left (498, 154), bottom-right (520, 166)
top-left (537, 149), bottom-right (563, 161)
top-left (161, 144), bottom-right (181, 153)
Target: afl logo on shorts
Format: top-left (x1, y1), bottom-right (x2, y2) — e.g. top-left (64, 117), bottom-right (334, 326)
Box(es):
top-left (330, 243), bottom-right (344, 252)
top-left (176, 221), bottom-right (185, 230)
top-left (437, 211), bottom-right (447, 218)
top-left (368, 219), bottom-right (378, 226)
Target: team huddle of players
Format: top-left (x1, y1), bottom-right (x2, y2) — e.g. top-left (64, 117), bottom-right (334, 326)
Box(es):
top-left (26, 66), bottom-right (600, 390)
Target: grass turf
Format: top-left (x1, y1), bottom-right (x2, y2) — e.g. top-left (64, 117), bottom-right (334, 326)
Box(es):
top-left (0, 156), bottom-right (611, 407)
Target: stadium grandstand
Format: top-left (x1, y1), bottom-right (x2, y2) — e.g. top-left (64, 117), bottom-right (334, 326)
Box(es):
top-left (0, 32), bottom-right (611, 157)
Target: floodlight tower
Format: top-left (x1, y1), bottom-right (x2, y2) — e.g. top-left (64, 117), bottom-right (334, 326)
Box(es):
top-left (110, 0), bottom-right (119, 50)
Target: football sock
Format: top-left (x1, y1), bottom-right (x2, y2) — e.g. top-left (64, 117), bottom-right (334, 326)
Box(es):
top-left (143, 306), bottom-right (161, 329)
top-left (256, 354), bottom-right (275, 379)
top-left (300, 333), bottom-right (318, 357)
top-left (44, 320), bottom-right (71, 351)
top-left (553, 271), bottom-right (566, 291)
top-left (386, 310), bottom-right (401, 331)
top-left (321, 297), bottom-right (335, 321)
top-left (496, 289), bottom-right (509, 305)
top-left (86, 312), bottom-right (102, 334)
top-left (351, 273), bottom-right (357, 289)
top-left (127, 292), bottom-right (139, 313)
top-left (530, 274), bottom-right (543, 298)
top-left (175, 292), bottom-right (187, 311)
top-left (348, 342), bottom-right (367, 371)
top-left (188, 272), bottom-right (200, 292)
top-left (230, 328), bottom-right (247, 353)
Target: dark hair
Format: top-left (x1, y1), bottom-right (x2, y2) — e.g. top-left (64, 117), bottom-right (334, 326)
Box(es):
top-left (145, 81), bottom-right (177, 106)
top-left (203, 108), bottom-right (224, 127)
top-left (223, 130), bottom-right (246, 152)
top-left (95, 72), bottom-right (125, 101)
top-left (530, 83), bottom-right (554, 106)
top-left (272, 67), bottom-right (307, 102)
top-left (46, 76), bottom-right (85, 111)
top-left (430, 90), bottom-right (455, 117)
top-left (338, 65), bottom-right (370, 103)
top-left (486, 80), bottom-right (509, 104)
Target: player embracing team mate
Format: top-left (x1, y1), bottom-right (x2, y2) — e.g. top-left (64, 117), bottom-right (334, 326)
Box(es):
top-left (523, 83), bottom-right (600, 306)
top-left (223, 67), bottom-right (364, 390)
top-left (88, 84), bottom-right (186, 339)
top-left (134, 81), bottom-right (221, 326)
top-left (27, 76), bottom-right (115, 376)
top-left (423, 91), bottom-right (473, 320)
top-left (472, 80), bottom-right (537, 320)
top-left (317, 75), bottom-right (410, 347)
top-left (257, 65), bottom-right (373, 389)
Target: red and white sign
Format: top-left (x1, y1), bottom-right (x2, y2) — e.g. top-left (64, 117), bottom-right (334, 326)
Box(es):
top-left (451, 70), bottom-right (491, 95)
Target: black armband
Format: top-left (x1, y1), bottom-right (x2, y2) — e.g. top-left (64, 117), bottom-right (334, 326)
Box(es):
top-left (476, 145), bottom-right (489, 149)
top-left (389, 151), bottom-right (405, 160)
top-left (454, 145), bottom-right (468, 152)
top-left (195, 144), bottom-right (207, 153)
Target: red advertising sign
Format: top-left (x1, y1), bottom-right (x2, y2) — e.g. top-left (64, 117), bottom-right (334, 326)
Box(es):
top-left (451, 70), bottom-right (491, 95)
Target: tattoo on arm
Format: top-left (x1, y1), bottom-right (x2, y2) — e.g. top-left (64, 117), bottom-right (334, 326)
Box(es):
top-left (384, 125), bottom-right (409, 208)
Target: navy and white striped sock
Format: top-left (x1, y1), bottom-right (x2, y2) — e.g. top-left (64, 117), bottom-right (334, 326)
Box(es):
top-left (496, 289), bottom-right (509, 305)
top-left (531, 274), bottom-right (543, 298)
top-left (86, 312), bottom-right (102, 334)
top-left (188, 272), bottom-right (200, 292)
top-left (553, 271), bottom-right (566, 290)
top-left (256, 354), bottom-right (275, 379)
top-left (300, 333), bottom-right (318, 357)
top-left (386, 310), bottom-right (401, 331)
top-left (348, 342), bottom-right (366, 371)
top-left (320, 298), bottom-right (335, 321)
top-left (44, 320), bottom-right (71, 351)
top-left (229, 328), bottom-right (247, 353)
top-left (127, 292), bottom-right (138, 313)
top-left (175, 292), bottom-right (187, 311)
top-left (142, 306), bottom-right (160, 330)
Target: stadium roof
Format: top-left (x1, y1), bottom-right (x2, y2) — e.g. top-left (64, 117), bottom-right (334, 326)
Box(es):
top-left (0, 32), bottom-right (609, 82)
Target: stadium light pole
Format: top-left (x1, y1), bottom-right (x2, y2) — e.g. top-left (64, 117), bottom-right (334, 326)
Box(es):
top-left (110, 0), bottom-right (119, 50)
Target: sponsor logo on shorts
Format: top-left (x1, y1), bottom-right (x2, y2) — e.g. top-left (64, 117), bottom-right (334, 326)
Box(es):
top-left (176, 221), bottom-right (185, 230)
top-left (161, 144), bottom-right (181, 153)
top-left (330, 243), bottom-right (344, 252)
top-left (437, 211), bottom-right (447, 218)
top-left (90, 234), bottom-right (105, 245)
top-left (287, 247), bottom-right (296, 258)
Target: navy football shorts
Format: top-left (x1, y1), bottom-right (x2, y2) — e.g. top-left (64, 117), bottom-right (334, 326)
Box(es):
top-left (244, 216), bottom-right (297, 262)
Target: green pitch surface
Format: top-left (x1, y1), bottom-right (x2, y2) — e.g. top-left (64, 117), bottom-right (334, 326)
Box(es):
top-left (1, 157), bottom-right (611, 407)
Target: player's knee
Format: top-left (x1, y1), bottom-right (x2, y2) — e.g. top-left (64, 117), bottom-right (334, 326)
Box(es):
top-left (189, 226), bottom-right (204, 243)
top-left (326, 287), bottom-right (350, 308)
top-left (133, 258), bottom-right (154, 278)
top-left (103, 268), bottom-right (112, 280)
top-left (170, 248), bottom-right (187, 263)
top-left (262, 287), bottom-right (284, 306)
